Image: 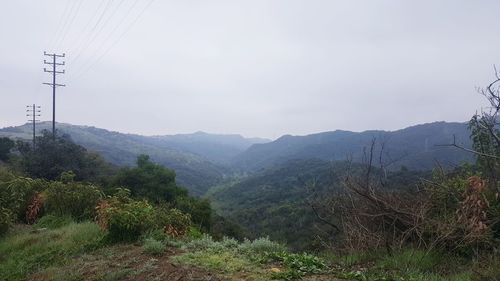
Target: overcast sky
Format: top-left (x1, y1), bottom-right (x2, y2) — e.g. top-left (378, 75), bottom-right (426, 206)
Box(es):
top-left (1, 0), bottom-right (499, 139)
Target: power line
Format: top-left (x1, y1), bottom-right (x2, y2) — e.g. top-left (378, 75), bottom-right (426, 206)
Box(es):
top-left (43, 52), bottom-right (66, 139)
top-left (72, 0), bottom-right (156, 79)
top-left (71, 0), bottom-right (129, 64)
top-left (51, 0), bottom-right (79, 50)
top-left (47, 1), bottom-right (72, 50)
top-left (69, 0), bottom-right (116, 66)
top-left (66, 0), bottom-right (108, 56)
top-left (56, 0), bottom-right (85, 50)
top-left (71, 0), bottom-right (141, 76)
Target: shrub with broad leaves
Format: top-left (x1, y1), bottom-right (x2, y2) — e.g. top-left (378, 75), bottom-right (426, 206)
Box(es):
top-left (156, 207), bottom-right (192, 238)
top-left (96, 190), bottom-right (156, 242)
top-left (44, 180), bottom-right (103, 221)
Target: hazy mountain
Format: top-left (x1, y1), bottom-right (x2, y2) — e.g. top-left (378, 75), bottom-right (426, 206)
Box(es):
top-left (150, 131), bottom-right (269, 164)
top-left (232, 121), bottom-right (475, 172)
top-left (1, 121), bottom-right (475, 196)
top-left (0, 122), bottom-right (266, 195)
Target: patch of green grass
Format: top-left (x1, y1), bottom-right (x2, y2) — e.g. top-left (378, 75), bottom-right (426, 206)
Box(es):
top-left (325, 251), bottom-right (376, 268)
top-left (35, 215), bottom-right (74, 229)
top-left (376, 249), bottom-right (443, 272)
top-left (142, 238), bottom-right (166, 256)
top-left (174, 251), bottom-right (255, 274)
top-left (177, 235), bottom-right (326, 280)
top-left (337, 269), bottom-right (471, 281)
top-left (98, 268), bottom-right (135, 281)
top-left (40, 266), bottom-right (85, 281)
top-left (0, 222), bottom-right (105, 281)
top-left (263, 251), bottom-right (326, 280)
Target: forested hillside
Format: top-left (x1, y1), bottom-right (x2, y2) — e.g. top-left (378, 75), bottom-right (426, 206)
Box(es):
top-left (232, 121), bottom-right (474, 172)
top-left (0, 122), bottom-right (266, 195)
top-left (209, 159), bottom-right (430, 249)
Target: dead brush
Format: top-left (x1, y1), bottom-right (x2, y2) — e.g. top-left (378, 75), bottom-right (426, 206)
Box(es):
top-left (25, 192), bottom-right (44, 224)
top-left (95, 200), bottom-right (111, 230)
top-left (456, 176), bottom-right (490, 244)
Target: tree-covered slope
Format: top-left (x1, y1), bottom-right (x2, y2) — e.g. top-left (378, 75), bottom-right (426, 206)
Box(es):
top-left (232, 121), bottom-right (474, 172)
top-left (0, 122), bottom-right (264, 195)
top-left (209, 158), bottom-right (430, 250)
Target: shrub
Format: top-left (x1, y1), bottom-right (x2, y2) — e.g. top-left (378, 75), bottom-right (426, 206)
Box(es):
top-left (44, 180), bottom-right (103, 221)
top-left (0, 174), bottom-right (45, 222)
top-left (266, 252), bottom-right (326, 279)
top-left (238, 237), bottom-right (287, 255)
top-left (143, 238), bottom-right (166, 255)
top-left (175, 196), bottom-right (212, 231)
top-left (156, 207), bottom-right (192, 238)
top-left (143, 228), bottom-right (169, 242)
top-left (0, 207), bottom-right (14, 236)
top-left (97, 193), bottom-right (156, 242)
top-left (183, 234), bottom-right (217, 251)
top-left (35, 215), bottom-right (74, 229)
top-left (377, 249), bottom-right (444, 272)
top-left (187, 226), bottom-right (204, 240)
top-left (25, 192), bottom-right (44, 224)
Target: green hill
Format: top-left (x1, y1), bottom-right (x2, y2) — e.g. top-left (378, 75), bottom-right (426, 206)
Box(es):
top-left (232, 121), bottom-right (474, 172)
top-left (0, 122), bottom-right (265, 195)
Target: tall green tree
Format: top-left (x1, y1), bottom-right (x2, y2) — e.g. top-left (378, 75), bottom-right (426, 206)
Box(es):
top-left (113, 154), bottom-right (188, 203)
top-left (112, 155), bottom-right (213, 230)
top-left (17, 130), bottom-right (112, 182)
top-left (0, 138), bottom-right (14, 162)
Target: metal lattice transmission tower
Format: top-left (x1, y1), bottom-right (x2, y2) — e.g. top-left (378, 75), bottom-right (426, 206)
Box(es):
top-left (43, 52), bottom-right (66, 139)
top-left (26, 104), bottom-right (41, 148)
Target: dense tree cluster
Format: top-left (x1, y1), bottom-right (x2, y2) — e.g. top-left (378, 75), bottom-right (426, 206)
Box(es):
top-left (15, 130), bottom-right (113, 183)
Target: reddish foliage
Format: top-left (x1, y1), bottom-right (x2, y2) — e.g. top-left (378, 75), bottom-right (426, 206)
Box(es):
top-left (26, 193), bottom-right (44, 224)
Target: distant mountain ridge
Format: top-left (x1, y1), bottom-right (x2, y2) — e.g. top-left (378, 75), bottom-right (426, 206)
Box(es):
top-left (150, 131), bottom-right (269, 164)
top-left (232, 121), bottom-right (474, 171)
top-left (0, 122), bottom-right (268, 195)
top-left (0, 120), bottom-right (475, 195)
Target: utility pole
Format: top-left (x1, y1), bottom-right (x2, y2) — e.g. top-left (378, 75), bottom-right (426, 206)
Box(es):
top-left (43, 52), bottom-right (65, 139)
top-left (26, 104), bottom-right (41, 148)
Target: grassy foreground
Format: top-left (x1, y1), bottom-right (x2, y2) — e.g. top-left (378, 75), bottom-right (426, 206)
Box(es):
top-left (0, 222), bottom-right (487, 281)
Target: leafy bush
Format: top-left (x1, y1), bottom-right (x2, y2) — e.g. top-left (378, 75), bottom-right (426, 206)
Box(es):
top-left (183, 234), bottom-right (218, 251)
top-left (112, 155), bottom-right (187, 203)
top-left (142, 238), bottom-right (166, 255)
top-left (187, 226), bottom-right (204, 240)
top-left (97, 192), bottom-right (156, 242)
top-left (0, 207), bottom-right (13, 236)
top-left (238, 237), bottom-right (287, 255)
top-left (155, 207), bottom-right (192, 237)
top-left (175, 196), bottom-right (212, 231)
top-left (266, 252), bottom-right (326, 279)
top-left (44, 180), bottom-right (103, 221)
top-left (35, 215), bottom-right (74, 229)
top-left (0, 173), bottom-right (45, 222)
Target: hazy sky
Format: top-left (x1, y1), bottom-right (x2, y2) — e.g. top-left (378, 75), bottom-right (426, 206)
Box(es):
top-left (1, 0), bottom-right (499, 139)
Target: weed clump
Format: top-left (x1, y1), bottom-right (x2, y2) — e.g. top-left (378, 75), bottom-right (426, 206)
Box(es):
top-left (143, 238), bottom-right (166, 256)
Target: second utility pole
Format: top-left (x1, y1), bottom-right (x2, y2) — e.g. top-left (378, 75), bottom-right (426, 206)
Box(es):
top-left (43, 52), bottom-right (66, 139)
top-left (26, 104), bottom-right (41, 148)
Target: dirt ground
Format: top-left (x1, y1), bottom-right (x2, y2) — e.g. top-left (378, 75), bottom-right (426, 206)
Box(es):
top-left (28, 245), bottom-right (226, 281)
